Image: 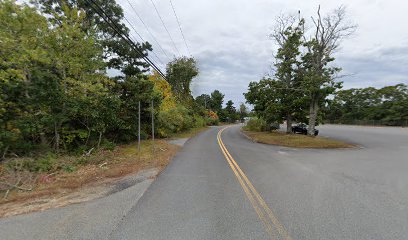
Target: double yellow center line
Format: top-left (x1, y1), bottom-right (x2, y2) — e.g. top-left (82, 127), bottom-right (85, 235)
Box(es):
top-left (217, 127), bottom-right (292, 240)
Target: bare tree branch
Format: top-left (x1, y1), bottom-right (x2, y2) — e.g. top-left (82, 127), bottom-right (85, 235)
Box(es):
top-left (270, 14), bottom-right (297, 47)
top-left (332, 72), bottom-right (357, 80)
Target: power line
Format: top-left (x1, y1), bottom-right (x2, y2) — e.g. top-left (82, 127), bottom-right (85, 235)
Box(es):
top-left (149, 0), bottom-right (181, 56)
top-left (125, 0), bottom-right (171, 62)
top-left (85, 0), bottom-right (167, 80)
top-left (123, 16), bottom-right (145, 43)
top-left (169, 0), bottom-right (191, 56)
top-left (122, 15), bottom-right (165, 67)
top-left (85, 0), bottom-right (166, 79)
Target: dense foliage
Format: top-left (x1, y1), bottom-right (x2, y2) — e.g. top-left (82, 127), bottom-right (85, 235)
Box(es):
top-left (195, 90), bottom-right (246, 123)
top-left (242, 118), bottom-right (267, 132)
top-left (166, 57), bottom-right (198, 104)
top-left (324, 84), bottom-right (408, 126)
top-left (245, 7), bottom-right (356, 135)
top-left (0, 1), bottom-right (204, 160)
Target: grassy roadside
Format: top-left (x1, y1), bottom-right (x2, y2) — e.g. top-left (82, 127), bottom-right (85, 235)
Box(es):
top-left (242, 130), bottom-right (355, 149)
top-left (0, 128), bottom-right (208, 216)
top-left (0, 140), bottom-right (177, 208)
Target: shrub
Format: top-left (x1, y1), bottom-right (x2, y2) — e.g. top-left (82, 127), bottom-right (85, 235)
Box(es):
top-left (34, 153), bottom-right (57, 172)
top-left (6, 158), bottom-right (35, 172)
top-left (193, 115), bottom-right (207, 128)
top-left (243, 118), bottom-right (267, 132)
top-left (157, 106), bottom-right (193, 137)
top-left (101, 140), bottom-right (116, 151)
top-left (75, 156), bottom-right (89, 165)
top-left (5, 153), bottom-right (58, 173)
top-left (206, 111), bottom-right (219, 126)
top-left (206, 117), bottom-right (219, 126)
top-left (62, 165), bottom-right (76, 173)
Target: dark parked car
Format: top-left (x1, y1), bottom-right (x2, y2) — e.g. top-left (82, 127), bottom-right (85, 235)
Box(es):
top-left (292, 123), bottom-right (319, 136)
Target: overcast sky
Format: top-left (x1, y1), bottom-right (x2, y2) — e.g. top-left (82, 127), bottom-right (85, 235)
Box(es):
top-left (118, 0), bottom-right (408, 106)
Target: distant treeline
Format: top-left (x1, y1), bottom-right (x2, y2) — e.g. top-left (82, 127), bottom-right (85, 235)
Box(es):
top-left (324, 84), bottom-right (408, 126)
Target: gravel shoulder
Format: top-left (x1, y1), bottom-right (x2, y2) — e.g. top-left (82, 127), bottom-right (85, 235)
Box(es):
top-left (0, 168), bottom-right (157, 240)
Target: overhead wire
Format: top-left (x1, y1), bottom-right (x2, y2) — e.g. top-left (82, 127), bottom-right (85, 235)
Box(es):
top-left (169, 0), bottom-right (191, 56)
top-left (85, 0), bottom-right (167, 80)
top-left (125, 0), bottom-right (172, 62)
top-left (122, 15), bottom-right (165, 67)
top-left (149, 0), bottom-right (181, 56)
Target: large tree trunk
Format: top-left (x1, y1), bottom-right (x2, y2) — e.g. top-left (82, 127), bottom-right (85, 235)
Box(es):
top-left (286, 114), bottom-right (293, 133)
top-left (308, 98), bottom-right (319, 136)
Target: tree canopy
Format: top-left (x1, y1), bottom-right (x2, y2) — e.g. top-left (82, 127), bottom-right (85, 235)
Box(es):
top-left (325, 84), bottom-right (408, 126)
top-left (246, 17), bottom-right (306, 133)
top-left (166, 57), bottom-right (199, 103)
top-left (245, 6), bottom-right (356, 134)
top-left (210, 90), bottom-right (224, 113)
top-left (0, 0), bottom-right (208, 160)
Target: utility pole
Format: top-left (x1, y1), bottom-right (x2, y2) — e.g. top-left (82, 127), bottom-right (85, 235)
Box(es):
top-left (151, 99), bottom-right (155, 160)
top-left (138, 101), bottom-right (141, 160)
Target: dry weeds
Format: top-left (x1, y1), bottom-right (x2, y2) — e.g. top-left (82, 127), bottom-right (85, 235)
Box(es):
top-left (0, 139), bottom-right (179, 217)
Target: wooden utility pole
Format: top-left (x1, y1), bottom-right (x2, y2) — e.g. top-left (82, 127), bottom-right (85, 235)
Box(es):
top-left (151, 99), bottom-right (155, 160)
top-left (138, 101), bottom-right (141, 160)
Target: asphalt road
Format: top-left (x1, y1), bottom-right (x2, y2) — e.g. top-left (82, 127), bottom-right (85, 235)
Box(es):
top-left (1, 124), bottom-right (408, 239)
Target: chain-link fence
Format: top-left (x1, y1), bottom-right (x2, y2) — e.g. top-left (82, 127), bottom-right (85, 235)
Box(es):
top-left (324, 119), bottom-right (408, 127)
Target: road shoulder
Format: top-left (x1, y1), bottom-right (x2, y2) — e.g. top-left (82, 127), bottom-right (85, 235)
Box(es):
top-left (0, 128), bottom-right (209, 219)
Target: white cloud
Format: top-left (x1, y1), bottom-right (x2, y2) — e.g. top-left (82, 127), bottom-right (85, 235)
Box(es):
top-left (118, 0), bottom-right (408, 105)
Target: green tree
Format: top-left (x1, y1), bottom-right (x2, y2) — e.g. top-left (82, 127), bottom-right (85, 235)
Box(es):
top-left (378, 84), bottom-right (408, 123)
top-left (0, 1), bottom-right (121, 155)
top-left (301, 6), bottom-right (356, 135)
top-left (239, 103), bottom-right (248, 122)
top-left (195, 94), bottom-right (211, 109)
top-left (246, 17), bottom-right (311, 133)
top-left (224, 100), bottom-right (238, 123)
top-left (0, 0), bottom-right (49, 156)
top-left (43, 4), bottom-right (109, 150)
top-left (0, 0), bottom-right (208, 160)
top-left (245, 79), bottom-right (283, 125)
top-left (270, 17), bottom-right (306, 133)
top-left (32, 0), bottom-right (152, 72)
top-left (210, 90), bottom-right (224, 114)
top-left (166, 57), bottom-right (199, 103)
top-left (326, 84), bottom-right (408, 126)
top-left (114, 76), bottom-right (160, 142)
